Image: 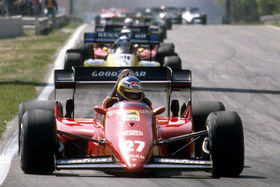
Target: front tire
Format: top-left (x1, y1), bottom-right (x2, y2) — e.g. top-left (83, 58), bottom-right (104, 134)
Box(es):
top-left (207, 111), bottom-right (244, 177)
top-left (20, 110), bottom-right (56, 174)
top-left (18, 100), bottom-right (58, 154)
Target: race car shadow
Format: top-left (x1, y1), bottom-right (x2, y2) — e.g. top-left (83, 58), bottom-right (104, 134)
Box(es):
top-left (192, 86), bottom-right (280, 95)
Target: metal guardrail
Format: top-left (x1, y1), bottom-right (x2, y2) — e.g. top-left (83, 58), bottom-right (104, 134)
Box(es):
top-left (260, 14), bottom-right (280, 24)
top-left (22, 13), bottom-right (69, 35)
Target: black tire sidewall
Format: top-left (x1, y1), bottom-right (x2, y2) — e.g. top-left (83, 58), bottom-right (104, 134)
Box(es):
top-left (20, 109), bottom-right (56, 174)
top-left (207, 111), bottom-right (244, 177)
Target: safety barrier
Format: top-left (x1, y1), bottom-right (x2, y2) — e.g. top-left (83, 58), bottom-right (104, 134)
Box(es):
top-left (0, 16), bottom-right (23, 38)
top-left (0, 13), bottom-right (69, 38)
top-left (23, 13), bottom-right (69, 35)
top-left (260, 14), bottom-right (280, 24)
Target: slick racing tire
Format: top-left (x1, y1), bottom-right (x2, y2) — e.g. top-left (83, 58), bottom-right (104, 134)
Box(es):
top-left (20, 109), bottom-right (56, 174)
top-left (156, 43), bottom-right (176, 64)
top-left (158, 29), bottom-right (164, 42)
top-left (64, 52), bottom-right (83, 70)
top-left (164, 55), bottom-right (182, 70)
top-left (191, 101), bottom-right (225, 158)
top-left (18, 100), bottom-right (61, 153)
top-left (160, 43), bottom-right (175, 53)
top-left (165, 17), bottom-right (172, 30)
top-left (192, 101), bottom-right (225, 131)
top-left (201, 15), bottom-right (207, 25)
top-left (206, 111), bottom-right (244, 177)
top-left (76, 42), bottom-right (94, 60)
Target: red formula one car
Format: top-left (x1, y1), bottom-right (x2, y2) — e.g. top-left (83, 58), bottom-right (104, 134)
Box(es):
top-left (18, 68), bottom-right (244, 177)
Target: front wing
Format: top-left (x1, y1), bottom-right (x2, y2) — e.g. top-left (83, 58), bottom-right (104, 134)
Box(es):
top-left (56, 156), bottom-right (211, 172)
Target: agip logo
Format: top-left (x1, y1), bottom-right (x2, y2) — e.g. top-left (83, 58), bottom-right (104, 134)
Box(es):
top-left (125, 110), bottom-right (140, 121)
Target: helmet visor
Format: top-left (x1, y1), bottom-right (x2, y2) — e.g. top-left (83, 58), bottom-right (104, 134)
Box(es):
top-left (124, 90), bottom-right (143, 100)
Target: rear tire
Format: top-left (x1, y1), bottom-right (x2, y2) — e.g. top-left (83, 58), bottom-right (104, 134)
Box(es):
top-left (207, 111), bottom-right (244, 177)
top-left (156, 43), bottom-right (176, 64)
top-left (192, 101), bottom-right (225, 157)
top-left (76, 42), bottom-right (94, 60)
top-left (164, 56), bottom-right (182, 70)
top-left (20, 110), bottom-right (56, 174)
top-left (165, 18), bottom-right (172, 30)
top-left (64, 52), bottom-right (83, 70)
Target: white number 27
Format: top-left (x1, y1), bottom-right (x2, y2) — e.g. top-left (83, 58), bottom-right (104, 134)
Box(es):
top-left (125, 140), bottom-right (145, 152)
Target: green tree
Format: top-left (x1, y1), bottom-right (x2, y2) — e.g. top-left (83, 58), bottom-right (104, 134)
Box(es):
top-left (216, 0), bottom-right (259, 23)
top-left (257, 0), bottom-right (280, 15)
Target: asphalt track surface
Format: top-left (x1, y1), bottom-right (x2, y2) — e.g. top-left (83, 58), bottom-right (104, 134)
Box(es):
top-left (1, 24), bottom-right (280, 186)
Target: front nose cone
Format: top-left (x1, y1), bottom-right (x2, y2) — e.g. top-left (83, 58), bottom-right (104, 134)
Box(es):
top-left (118, 137), bottom-right (151, 173)
top-left (125, 162), bottom-right (145, 173)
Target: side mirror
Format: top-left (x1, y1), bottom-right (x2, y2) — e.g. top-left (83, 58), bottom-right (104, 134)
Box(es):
top-left (94, 106), bottom-right (106, 115)
top-left (153, 106), bottom-right (165, 116)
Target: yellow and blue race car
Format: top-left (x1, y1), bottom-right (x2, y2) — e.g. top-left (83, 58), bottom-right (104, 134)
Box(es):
top-left (64, 29), bottom-right (181, 70)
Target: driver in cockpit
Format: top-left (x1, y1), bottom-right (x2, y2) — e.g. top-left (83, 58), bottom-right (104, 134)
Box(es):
top-left (110, 35), bottom-right (134, 54)
top-left (102, 75), bottom-right (152, 108)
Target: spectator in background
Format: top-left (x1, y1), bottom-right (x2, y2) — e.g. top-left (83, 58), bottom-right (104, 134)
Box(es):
top-left (6, 0), bottom-right (17, 15)
top-left (0, 0), bottom-right (5, 16)
top-left (26, 0), bottom-right (32, 15)
top-left (18, 0), bottom-right (28, 15)
top-left (32, 0), bottom-right (41, 16)
top-left (44, 0), bottom-right (57, 17)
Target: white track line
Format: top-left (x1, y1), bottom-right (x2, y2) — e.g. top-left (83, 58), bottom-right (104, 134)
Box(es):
top-left (266, 25), bottom-right (280, 31)
top-left (0, 24), bottom-right (87, 185)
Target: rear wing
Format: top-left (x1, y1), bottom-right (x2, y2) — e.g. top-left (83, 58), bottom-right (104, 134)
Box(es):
top-left (95, 25), bottom-right (155, 33)
top-left (55, 67), bottom-right (191, 90)
top-left (84, 31), bottom-right (159, 44)
top-left (105, 16), bottom-right (152, 23)
top-left (55, 67), bottom-right (191, 117)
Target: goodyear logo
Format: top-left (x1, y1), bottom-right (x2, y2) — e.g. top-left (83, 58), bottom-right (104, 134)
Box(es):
top-left (91, 71), bottom-right (146, 77)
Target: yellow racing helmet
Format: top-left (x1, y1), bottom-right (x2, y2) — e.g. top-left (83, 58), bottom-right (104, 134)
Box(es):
top-left (117, 76), bottom-right (143, 101)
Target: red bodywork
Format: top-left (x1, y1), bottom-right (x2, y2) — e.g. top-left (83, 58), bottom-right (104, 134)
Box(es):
top-left (55, 100), bottom-right (194, 172)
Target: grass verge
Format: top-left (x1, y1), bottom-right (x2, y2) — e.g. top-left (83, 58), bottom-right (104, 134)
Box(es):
top-left (0, 20), bottom-right (82, 137)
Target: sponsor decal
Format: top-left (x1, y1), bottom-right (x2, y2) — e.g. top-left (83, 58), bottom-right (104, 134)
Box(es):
top-left (157, 158), bottom-right (209, 165)
top-left (107, 110), bottom-right (142, 121)
top-left (139, 110), bottom-right (150, 114)
top-left (97, 32), bottom-right (119, 38)
top-left (134, 33), bottom-right (147, 39)
top-left (57, 158), bottom-right (111, 165)
top-left (91, 71), bottom-right (146, 77)
top-left (125, 110), bottom-right (140, 121)
top-left (107, 110), bottom-right (118, 117)
top-left (121, 130), bottom-right (144, 136)
top-left (129, 154), bottom-right (145, 160)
